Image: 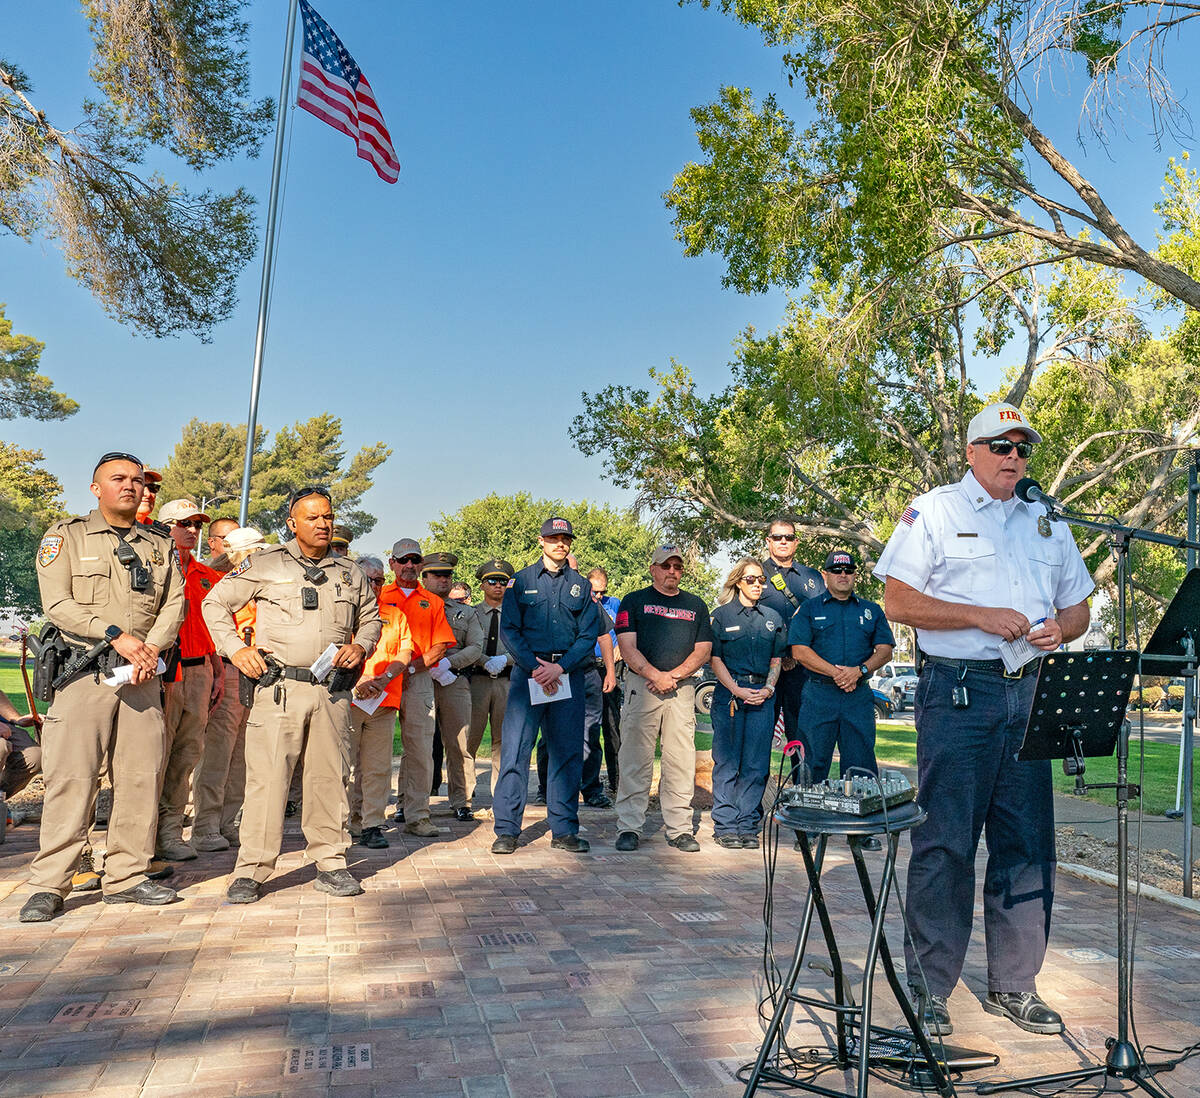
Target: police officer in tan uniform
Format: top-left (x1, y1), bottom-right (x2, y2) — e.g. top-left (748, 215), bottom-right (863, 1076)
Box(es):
top-left (20, 452), bottom-right (185, 922)
top-left (201, 487), bottom-right (381, 904)
top-left (422, 553), bottom-right (485, 821)
top-left (467, 559), bottom-right (515, 807)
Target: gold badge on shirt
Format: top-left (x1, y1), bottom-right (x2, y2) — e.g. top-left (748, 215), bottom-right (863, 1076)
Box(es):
top-left (151, 547), bottom-right (164, 565)
top-left (1038, 515), bottom-right (1052, 538)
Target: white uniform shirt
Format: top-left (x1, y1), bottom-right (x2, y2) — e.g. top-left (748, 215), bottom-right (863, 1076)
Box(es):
top-left (873, 470), bottom-right (1094, 660)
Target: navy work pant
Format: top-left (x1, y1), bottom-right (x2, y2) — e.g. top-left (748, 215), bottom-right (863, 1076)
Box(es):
top-left (709, 682), bottom-right (774, 836)
top-left (602, 680), bottom-right (622, 794)
top-left (494, 668), bottom-right (586, 839)
top-left (796, 680), bottom-right (877, 783)
top-left (536, 667), bottom-right (604, 799)
top-left (905, 662), bottom-right (1055, 997)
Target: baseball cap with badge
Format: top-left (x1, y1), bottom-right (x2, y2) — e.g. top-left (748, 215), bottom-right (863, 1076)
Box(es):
top-left (967, 402), bottom-right (1042, 444)
top-left (390, 538), bottom-right (422, 560)
top-left (158, 499), bottom-right (212, 525)
top-left (476, 558), bottom-right (515, 581)
top-left (823, 549), bottom-right (858, 572)
top-left (651, 545), bottom-right (684, 566)
top-left (539, 517), bottom-right (574, 538)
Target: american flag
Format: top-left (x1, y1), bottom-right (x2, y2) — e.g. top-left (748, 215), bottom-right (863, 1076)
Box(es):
top-left (296, 0), bottom-right (400, 183)
top-left (900, 505), bottom-right (919, 527)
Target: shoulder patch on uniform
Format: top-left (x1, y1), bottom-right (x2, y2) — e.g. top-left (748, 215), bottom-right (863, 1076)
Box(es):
top-left (506, 578), bottom-right (515, 588)
top-left (341, 569), bottom-right (352, 583)
top-left (229, 557), bottom-right (253, 577)
top-left (170, 547), bottom-right (183, 575)
top-left (38, 534), bottom-right (63, 568)
top-left (900, 505), bottom-right (919, 527)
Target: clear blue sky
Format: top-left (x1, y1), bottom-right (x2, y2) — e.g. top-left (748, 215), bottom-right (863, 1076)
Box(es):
top-left (3, 3), bottom-right (1195, 564)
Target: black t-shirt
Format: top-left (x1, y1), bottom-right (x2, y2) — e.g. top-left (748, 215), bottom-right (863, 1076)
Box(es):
top-left (615, 586), bottom-right (713, 671)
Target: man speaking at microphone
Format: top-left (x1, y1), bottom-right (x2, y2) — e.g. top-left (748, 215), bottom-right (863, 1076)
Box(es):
top-left (874, 402), bottom-right (1093, 1037)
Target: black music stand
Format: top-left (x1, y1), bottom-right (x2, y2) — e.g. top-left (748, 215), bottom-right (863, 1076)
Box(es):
top-left (979, 649), bottom-right (1177, 1098)
top-left (1141, 567), bottom-right (1200, 677)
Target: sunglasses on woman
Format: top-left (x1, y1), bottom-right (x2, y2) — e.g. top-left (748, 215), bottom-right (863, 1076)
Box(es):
top-left (742, 574), bottom-right (766, 585)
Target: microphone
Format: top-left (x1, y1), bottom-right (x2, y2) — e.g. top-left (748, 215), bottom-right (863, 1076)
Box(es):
top-left (1015, 477), bottom-right (1063, 510)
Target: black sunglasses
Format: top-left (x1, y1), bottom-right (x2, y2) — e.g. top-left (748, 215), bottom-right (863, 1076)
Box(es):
top-left (982, 438), bottom-right (1034, 458)
top-left (288, 486), bottom-right (332, 511)
top-left (393, 555), bottom-right (422, 565)
top-left (767, 533), bottom-right (797, 542)
top-left (742, 575), bottom-right (767, 584)
top-left (94, 451), bottom-right (143, 475)
top-left (484, 577), bottom-right (508, 586)
top-left (173, 519), bottom-right (204, 530)
top-left (826, 565), bottom-right (856, 575)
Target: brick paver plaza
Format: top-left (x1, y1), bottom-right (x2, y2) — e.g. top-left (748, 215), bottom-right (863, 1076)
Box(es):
top-left (2, 791), bottom-right (1199, 1098)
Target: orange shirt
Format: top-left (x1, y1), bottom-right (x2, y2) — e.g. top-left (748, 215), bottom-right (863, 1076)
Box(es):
top-left (378, 583), bottom-right (455, 660)
top-left (234, 601), bottom-right (257, 648)
top-left (362, 605), bottom-right (414, 708)
top-left (177, 555), bottom-right (222, 659)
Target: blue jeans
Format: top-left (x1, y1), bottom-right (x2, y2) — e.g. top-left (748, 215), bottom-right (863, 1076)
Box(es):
top-left (709, 682), bottom-right (775, 836)
top-left (493, 668), bottom-right (586, 839)
top-left (904, 661), bottom-right (1055, 996)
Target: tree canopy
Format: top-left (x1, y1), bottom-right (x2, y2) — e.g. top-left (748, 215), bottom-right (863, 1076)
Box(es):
top-left (424, 493), bottom-right (721, 604)
top-left (157, 414), bottom-right (391, 540)
top-left (1, 1), bottom-right (272, 340)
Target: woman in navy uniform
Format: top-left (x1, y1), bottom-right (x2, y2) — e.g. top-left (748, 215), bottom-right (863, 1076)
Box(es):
top-left (708, 559), bottom-right (787, 848)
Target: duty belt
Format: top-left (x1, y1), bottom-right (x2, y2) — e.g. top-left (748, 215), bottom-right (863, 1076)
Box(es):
top-left (281, 667), bottom-right (319, 684)
top-left (923, 654), bottom-right (1039, 680)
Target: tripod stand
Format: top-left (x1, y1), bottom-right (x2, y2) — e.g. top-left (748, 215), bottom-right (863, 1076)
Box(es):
top-left (979, 513), bottom-right (1200, 1098)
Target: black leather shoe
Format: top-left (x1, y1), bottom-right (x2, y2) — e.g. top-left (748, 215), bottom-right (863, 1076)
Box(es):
top-left (492, 834), bottom-right (519, 855)
top-left (614, 831), bottom-right (639, 851)
top-left (855, 835), bottom-right (883, 851)
top-left (453, 807), bottom-right (475, 822)
top-left (19, 892), bottom-right (64, 922)
top-left (715, 835), bottom-right (744, 849)
top-left (984, 991), bottom-right (1063, 1034)
top-left (583, 793), bottom-right (612, 808)
top-left (393, 808), bottom-right (405, 823)
top-left (226, 877), bottom-right (261, 904)
top-left (739, 834), bottom-right (760, 849)
top-left (103, 881), bottom-right (177, 906)
top-left (910, 986), bottom-right (953, 1036)
top-left (314, 869), bottom-right (363, 897)
top-left (532, 791), bottom-right (547, 805)
top-left (550, 833), bottom-right (590, 853)
top-left (667, 833), bottom-right (700, 852)
top-left (361, 826), bottom-right (389, 849)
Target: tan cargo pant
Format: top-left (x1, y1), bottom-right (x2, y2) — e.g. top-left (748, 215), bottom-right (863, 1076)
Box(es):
top-left (468, 672), bottom-right (508, 804)
top-left (192, 661), bottom-right (247, 840)
top-left (614, 678), bottom-right (697, 840)
top-left (397, 671), bottom-right (436, 823)
top-left (158, 660), bottom-right (213, 847)
top-left (28, 674), bottom-right (164, 897)
top-left (435, 677), bottom-right (474, 810)
top-left (233, 680), bottom-right (352, 883)
top-left (349, 703), bottom-right (397, 831)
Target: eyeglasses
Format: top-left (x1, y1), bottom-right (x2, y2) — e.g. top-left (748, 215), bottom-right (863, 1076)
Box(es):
top-left (982, 438), bottom-right (1034, 458)
top-left (767, 533), bottom-right (797, 542)
top-left (484, 577), bottom-right (508, 586)
top-left (173, 520), bottom-right (203, 530)
top-left (742, 575), bottom-right (766, 585)
top-left (826, 566), bottom-right (856, 575)
top-left (366, 576), bottom-right (385, 586)
top-left (393, 555), bottom-right (422, 565)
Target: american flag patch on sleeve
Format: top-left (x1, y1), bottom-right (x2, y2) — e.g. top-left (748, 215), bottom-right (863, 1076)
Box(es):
top-left (900, 505), bottom-right (919, 527)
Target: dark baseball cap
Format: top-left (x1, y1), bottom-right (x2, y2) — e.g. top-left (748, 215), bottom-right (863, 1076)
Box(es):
top-left (823, 549), bottom-right (858, 571)
top-left (540, 516), bottom-right (574, 538)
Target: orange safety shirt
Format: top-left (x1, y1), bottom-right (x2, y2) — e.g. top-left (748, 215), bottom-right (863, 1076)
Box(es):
top-left (378, 583), bottom-right (455, 661)
top-left (361, 604), bottom-right (414, 708)
top-left (177, 555), bottom-right (222, 660)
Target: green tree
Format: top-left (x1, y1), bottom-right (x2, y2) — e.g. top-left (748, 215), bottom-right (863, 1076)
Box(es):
top-left (0, 442), bottom-right (68, 613)
top-left (670, 0), bottom-right (1200, 311)
top-left (1, 1), bottom-right (272, 339)
top-left (157, 414), bottom-right (391, 540)
top-left (0, 304), bottom-right (78, 421)
top-left (424, 493), bottom-right (720, 603)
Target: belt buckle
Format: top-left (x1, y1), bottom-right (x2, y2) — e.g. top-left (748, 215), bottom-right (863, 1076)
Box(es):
top-left (1002, 663), bottom-right (1024, 680)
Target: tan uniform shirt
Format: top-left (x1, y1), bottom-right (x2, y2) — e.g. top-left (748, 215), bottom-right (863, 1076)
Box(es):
top-left (473, 602), bottom-right (513, 667)
top-left (201, 540), bottom-right (381, 665)
top-left (37, 509), bottom-right (185, 649)
top-left (443, 599), bottom-right (485, 671)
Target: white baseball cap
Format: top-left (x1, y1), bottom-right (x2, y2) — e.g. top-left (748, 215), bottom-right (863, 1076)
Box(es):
top-left (224, 526), bottom-right (266, 554)
top-left (158, 499), bottom-right (211, 525)
top-left (966, 402), bottom-right (1042, 445)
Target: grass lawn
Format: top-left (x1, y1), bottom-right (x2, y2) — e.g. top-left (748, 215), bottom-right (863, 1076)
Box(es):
top-left (873, 721), bottom-right (1198, 818)
top-left (0, 654), bottom-right (44, 718)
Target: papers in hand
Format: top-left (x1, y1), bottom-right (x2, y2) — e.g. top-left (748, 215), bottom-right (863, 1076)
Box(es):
top-left (998, 633), bottom-right (1043, 674)
top-left (529, 674), bottom-right (572, 706)
top-left (310, 643), bottom-right (339, 683)
top-left (352, 690), bottom-right (385, 715)
top-left (103, 657), bottom-right (167, 687)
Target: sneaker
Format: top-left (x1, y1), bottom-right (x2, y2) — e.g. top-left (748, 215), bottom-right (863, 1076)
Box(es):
top-left (361, 826), bottom-right (389, 849)
top-left (71, 849), bottom-right (101, 892)
top-left (614, 831), bottom-right (639, 851)
top-left (453, 807), bottom-right (475, 822)
top-left (226, 877), bottom-right (261, 904)
top-left (193, 833), bottom-right (230, 852)
top-left (532, 791), bottom-right (547, 805)
top-left (739, 834), bottom-right (760, 849)
top-left (550, 833), bottom-right (590, 853)
top-left (983, 991), bottom-right (1063, 1035)
top-left (314, 869), bottom-right (363, 897)
top-left (715, 835), bottom-right (744, 849)
top-left (491, 834), bottom-right (518, 855)
top-left (393, 808), bottom-right (406, 824)
top-left (103, 881), bottom-right (177, 906)
top-left (155, 839), bottom-right (197, 862)
top-left (667, 833), bottom-right (700, 852)
top-left (910, 986), bottom-right (953, 1036)
top-left (583, 792), bottom-right (612, 808)
top-left (404, 819), bottom-right (440, 838)
top-left (19, 892), bottom-right (64, 922)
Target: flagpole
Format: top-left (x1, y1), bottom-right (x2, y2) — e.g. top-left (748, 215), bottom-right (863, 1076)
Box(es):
top-left (238, 0), bottom-right (301, 527)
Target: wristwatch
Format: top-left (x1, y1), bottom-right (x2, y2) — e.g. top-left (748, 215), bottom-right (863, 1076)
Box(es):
top-left (858, 664), bottom-right (870, 678)
top-left (105, 624), bottom-right (122, 642)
